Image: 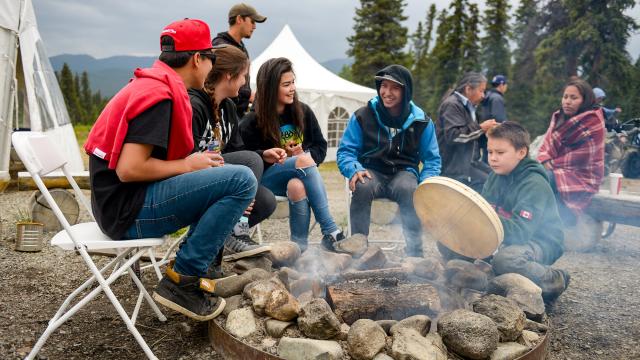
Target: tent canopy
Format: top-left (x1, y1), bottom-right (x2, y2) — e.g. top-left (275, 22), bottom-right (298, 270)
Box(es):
top-left (250, 25), bottom-right (376, 161)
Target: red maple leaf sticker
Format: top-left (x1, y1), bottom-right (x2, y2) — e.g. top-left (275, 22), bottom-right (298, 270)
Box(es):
top-left (519, 210), bottom-right (533, 220)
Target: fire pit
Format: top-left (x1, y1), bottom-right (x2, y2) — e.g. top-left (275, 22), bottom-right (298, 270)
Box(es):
top-left (208, 240), bottom-right (551, 360)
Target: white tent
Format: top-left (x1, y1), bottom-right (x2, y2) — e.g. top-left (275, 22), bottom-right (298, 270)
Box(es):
top-left (250, 25), bottom-right (376, 161)
top-left (0, 0), bottom-right (84, 191)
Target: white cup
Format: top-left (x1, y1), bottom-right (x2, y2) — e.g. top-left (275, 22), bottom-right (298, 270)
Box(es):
top-left (609, 173), bottom-right (623, 195)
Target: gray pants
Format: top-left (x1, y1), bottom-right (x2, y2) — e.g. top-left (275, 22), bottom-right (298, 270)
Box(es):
top-left (492, 243), bottom-right (567, 300)
top-left (350, 169), bottom-right (422, 256)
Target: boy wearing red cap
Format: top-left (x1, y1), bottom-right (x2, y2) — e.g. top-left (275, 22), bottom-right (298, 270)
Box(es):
top-left (85, 19), bottom-right (257, 321)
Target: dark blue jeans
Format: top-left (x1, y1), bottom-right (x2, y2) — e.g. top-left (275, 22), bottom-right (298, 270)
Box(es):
top-left (350, 169), bottom-right (422, 256)
top-left (123, 165), bottom-right (257, 277)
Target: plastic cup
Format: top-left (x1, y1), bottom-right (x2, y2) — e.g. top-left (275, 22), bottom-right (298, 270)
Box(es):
top-left (609, 173), bottom-right (623, 195)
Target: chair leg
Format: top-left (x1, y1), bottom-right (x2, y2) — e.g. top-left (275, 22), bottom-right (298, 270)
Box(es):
top-left (147, 248), bottom-right (163, 280)
top-left (127, 259), bottom-right (167, 323)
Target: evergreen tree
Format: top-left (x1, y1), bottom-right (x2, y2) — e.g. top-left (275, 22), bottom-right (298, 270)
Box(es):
top-left (411, 22), bottom-right (425, 66)
top-left (347, 0), bottom-right (410, 86)
top-left (480, 0), bottom-right (511, 78)
top-left (508, 0), bottom-right (545, 134)
top-left (423, 4), bottom-right (437, 54)
top-left (80, 71), bottom-right (92, 110)
top-left (461, 2), bottom-right (481, 72)
top-left (58, 63), bottom-right (83, 124)
top-left (57, 63), bottom-right (109, 124)
top-left (412, 4), bottom-right (438, 110)
top-left (73, 73), bottom-right (87, 123)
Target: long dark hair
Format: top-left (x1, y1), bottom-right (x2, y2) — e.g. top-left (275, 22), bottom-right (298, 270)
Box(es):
top-left (254, 57), bottom-right (304, 147)
top-left (562, 77), bottom-right (595, 117)
top-left (441, 72), bottom-right (487, 103)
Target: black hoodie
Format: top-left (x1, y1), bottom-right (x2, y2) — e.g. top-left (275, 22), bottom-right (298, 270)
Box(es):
top-left (374, 65), bottom-right (413, 129)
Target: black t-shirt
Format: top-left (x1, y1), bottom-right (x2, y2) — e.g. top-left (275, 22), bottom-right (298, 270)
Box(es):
top-left (89, 100), bottom-right (172, 239)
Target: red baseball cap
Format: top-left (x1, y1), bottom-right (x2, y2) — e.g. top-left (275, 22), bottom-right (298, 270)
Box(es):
top-left (160, 19), bottom-right (213, 52)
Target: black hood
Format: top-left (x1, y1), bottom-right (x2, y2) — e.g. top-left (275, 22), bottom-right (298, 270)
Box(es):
top-left (374, 65), bottom-right (413, 128)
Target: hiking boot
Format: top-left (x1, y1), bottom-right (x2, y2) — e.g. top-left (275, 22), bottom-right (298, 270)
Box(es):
top-left (542, 269), bottom-right (571, 304)
top-left (320, 231), bottom-right (347, 253)
top-left (152, 266), bottom-right (225, 321)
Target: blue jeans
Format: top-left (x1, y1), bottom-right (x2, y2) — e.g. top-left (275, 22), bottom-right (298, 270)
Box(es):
top-left (261, 156), bottom-right (338, 244)
top-left (123, 165), bottom-right (257, 277)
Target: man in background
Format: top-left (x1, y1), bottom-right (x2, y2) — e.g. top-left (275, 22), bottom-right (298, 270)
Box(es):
top-left (212, 3), bottom-right (267, 117)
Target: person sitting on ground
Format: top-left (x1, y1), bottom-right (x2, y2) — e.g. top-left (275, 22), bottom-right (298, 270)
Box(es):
top-left (84, 19), bottom-right (257, 321)
top-left (189, 44), bottom-right (277, 269)
top-left (482, 121), bottom-right (569, 302)
top-left (336, 64), bottom-right (441, 257)
top-left (537, 78), bottom-right (605, 226)
top-left (436, 72), bottom-right (496, 192)
top-left (593, 87), bottom-right (622, 132)
top-left (239, 57), bottom-right (346, 252)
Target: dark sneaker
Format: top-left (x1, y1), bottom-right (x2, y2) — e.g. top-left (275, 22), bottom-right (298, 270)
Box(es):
top-left (152, 268), bottom-right (225, 321)
top-left (320, 231), bottom-right (346, 253)
top-left (222, 233), bottom-right (270, 261)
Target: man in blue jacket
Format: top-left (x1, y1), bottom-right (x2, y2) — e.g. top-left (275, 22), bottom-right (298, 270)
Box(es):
top-left (336, 65), bottom-right (441, 257)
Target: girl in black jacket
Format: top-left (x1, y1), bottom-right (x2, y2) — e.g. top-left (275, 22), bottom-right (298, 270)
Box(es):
top-left (189, 45), bottom-right (278, 257)
top-left (240, 57), bottom-right (345, 252)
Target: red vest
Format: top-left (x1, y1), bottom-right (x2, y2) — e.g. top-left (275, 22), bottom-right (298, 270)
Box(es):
top-left (84, 60), bottom-right (194, 169)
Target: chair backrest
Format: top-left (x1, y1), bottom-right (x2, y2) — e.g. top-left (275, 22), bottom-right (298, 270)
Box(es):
top-left (11, 131), bottom-right (93, 241)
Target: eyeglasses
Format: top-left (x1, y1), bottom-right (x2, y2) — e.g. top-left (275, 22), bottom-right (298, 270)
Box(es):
top-left (195, 51), bottom-right (216, 64)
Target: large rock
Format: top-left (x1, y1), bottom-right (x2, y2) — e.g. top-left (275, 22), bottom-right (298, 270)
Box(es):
top-left (290, 277), bottom-right (316, 297)
top-left (225, 307), bottom-right (257, 338)
top-left (518, 330), bottom-right (540, 348)
top-left (373, 354), bottom-right (394, 360)
top-left (213, 268), bottom-right (271, 297)
top-left (354, 246), bottom-right (387, 270)
top-left (243, 277), bottom-right (287, 315)
top-left (222, 294), bottom-right (243, 317)
top-left (389, 315), bottom-right (432, 336)
top-left (297, 298), bottom-right (342, 340)
top-left (376, 320), bottom-right (398, 335)
top-left (278, 337), bottom-right (343, 360)
top-left (265, 288), bottom-right (301, 321)
top-left (294, 248), bottom-right (351, 276)
top-left (437, 309), bottom-right (500, 359)
top-left (390, 328), bottom-right (447, 360)
top-left (490, 342), bottom-right (529, 360)
top-left (487, 273), bottom-right (545, 321)
top-left (445, 259), bottom-right (489, 291)
top-left (268, 241), bottom-right (302, 267)
top-left (409, 256), bottom-right (444, 280)
top-left (334, 233), bottom-right (368, 257)
top-left (347, 319), bottom-right (387, 360)
top-left (473, 294), bottom-right (526, 341)
top-left (265, 319), bottom-right (294, 338)
top-left (233, 256), bottom-right (273, 273)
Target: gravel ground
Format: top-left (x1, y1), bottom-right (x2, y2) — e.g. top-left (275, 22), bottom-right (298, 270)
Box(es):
top-left (0, 167), bottom-right (639, 360)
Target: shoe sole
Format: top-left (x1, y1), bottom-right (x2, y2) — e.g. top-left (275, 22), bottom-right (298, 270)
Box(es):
top-left (152, 292), bottom-right (226, 322)
top-left (222, 245), bottom-right (271, 261)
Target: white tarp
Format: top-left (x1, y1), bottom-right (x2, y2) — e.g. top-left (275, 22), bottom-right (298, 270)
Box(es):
top-left (0, 0), bottom-right (84, 181)
top-left (250, 25), bottom-right (376, 161)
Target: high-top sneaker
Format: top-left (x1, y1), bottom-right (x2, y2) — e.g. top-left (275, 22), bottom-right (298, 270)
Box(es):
top-left (152, 264), bottom-right (225, 321)
top-left (320, 231), bottom-right (348, 253)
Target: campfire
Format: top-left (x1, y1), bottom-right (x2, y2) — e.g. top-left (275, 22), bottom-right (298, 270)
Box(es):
top-left (209, 234), bottom-right (550, 360)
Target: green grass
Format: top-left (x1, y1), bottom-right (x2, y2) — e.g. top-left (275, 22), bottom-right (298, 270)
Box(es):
top-left (74, 124), bottom-right (92, 146)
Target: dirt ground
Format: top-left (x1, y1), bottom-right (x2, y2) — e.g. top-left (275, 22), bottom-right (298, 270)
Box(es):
top-left (1, 167), bottom-right (639, 360)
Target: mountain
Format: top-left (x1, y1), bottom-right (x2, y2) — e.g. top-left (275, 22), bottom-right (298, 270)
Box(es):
top-left (50, 54), bottom-right (353, 97)
top-left (50, 54), bottom-right (156, 97)
top-left (321, 58), bottom-right (353, 74)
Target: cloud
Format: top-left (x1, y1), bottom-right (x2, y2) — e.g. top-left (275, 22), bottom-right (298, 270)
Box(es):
top-left (33, 0), bottom-right (640, 62)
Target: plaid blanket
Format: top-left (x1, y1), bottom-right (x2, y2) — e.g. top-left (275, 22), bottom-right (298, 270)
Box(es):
top-left (537, 109), bottom-right (605, 213)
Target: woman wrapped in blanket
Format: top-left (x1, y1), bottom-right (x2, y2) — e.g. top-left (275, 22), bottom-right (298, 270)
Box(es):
top-left (537, 77), bottom-right (605, 226)
top-left (239, 57), bottom-right (346, 252)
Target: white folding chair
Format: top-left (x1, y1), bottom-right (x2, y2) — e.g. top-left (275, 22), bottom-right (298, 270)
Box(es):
top-left (12, 131), bottom-right (167, 360)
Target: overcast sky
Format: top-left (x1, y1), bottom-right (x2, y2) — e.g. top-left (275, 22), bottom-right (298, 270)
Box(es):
top-left (33, 0), bottom-right (640, 63)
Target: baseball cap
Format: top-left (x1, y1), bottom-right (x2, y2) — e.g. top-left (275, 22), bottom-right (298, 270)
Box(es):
top-left (593, 87), bottom-right (606, 99)
top-left (229, 3), bottom-right (267, 23)
top-left (160, 19), bottom-right (213, 52)
top-left (491, 75), bottom-right (507, 86)
top-left (374, 74), bottom-right (404, 87)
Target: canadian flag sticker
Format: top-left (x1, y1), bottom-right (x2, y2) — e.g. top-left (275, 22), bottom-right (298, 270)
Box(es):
top-left (520, 210), bottom-right (533, 220)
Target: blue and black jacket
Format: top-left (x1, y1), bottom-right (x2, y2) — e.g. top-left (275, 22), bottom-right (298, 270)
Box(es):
top-left (337, 65), bottom-right (441, 182)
